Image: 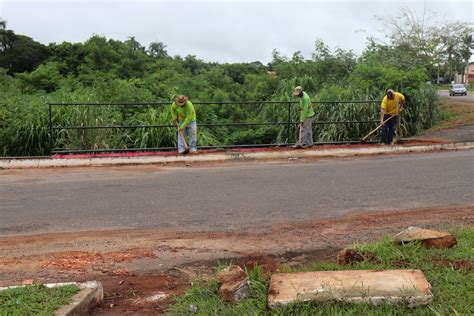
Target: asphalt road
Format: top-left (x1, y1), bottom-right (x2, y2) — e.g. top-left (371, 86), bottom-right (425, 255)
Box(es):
top-left (438, 90), bottom-right (474, 101)
top-left (1, 150), bottom-right (473, 235)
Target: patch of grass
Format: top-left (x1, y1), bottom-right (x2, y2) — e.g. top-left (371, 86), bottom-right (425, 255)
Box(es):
top-left (0, 284), bottom-right (80, 315)
top-left (170, 229), bottom-right (474, 315)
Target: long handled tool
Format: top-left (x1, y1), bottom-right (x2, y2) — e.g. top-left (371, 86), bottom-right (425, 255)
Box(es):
top-left (293, 123), bottom-right (304, 149)
top-left (361, 114), bottom-right (398, 142)
top-left (176, 121), bottom-right (190, 154)
top-left (298, 123), bottom-right (303, 145)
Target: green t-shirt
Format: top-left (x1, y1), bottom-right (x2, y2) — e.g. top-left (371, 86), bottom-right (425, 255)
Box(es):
top-left (170, 100), bottom-right (196, 129)
top-left (299, 91), bottom-right (315, 123)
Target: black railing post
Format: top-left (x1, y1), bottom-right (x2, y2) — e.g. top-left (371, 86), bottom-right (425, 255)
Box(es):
top-left (48, 103), bottom-right (53, 156)
top-left (287, 101), bottom-right (291, 146)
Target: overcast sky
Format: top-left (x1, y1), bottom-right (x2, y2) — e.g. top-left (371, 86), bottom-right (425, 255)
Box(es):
top-left (1, 0), bottom-right (472, 63)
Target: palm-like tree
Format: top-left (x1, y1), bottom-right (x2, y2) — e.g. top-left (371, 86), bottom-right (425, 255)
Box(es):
top-left (0, 20), bottom-right (8, 52)
top-left (148, 41), bottom-right (168, 58)
top-left (461, 34), bottom-right (473, 83)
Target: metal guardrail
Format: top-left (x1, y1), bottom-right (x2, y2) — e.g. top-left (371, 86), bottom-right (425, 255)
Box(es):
top-left (49, 100), bottom-right (380, 154)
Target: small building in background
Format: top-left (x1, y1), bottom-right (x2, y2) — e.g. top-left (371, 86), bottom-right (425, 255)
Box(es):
top-left (456, 62), bottom-right (474, 84)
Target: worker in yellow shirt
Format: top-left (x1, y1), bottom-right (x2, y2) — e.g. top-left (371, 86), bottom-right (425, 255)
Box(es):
top-left (380, 89), bottom-right (405, 145)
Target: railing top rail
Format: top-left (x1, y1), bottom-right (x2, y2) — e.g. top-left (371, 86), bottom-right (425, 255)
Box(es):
top-left (49, 100), bottom-right (381, 106)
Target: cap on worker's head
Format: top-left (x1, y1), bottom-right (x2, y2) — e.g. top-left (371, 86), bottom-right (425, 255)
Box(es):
top-left (386, 89), bottom-right (394, 97)
top-left (175, 95), bottom-right (188, 106)
top-left (293, 86), bottom-right (303, 96)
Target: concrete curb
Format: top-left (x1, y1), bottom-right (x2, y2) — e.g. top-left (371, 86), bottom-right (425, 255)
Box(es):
top-left (0, 281), bottom-right (103, 315)
top-left (1, 142), bottom-right (473, 169)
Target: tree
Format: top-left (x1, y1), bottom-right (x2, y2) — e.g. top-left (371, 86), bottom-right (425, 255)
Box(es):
top-left (17, 61), bottom-right (62, 92)
top-left (312, 40), bottom-right (331, 61)
top-left (0, 20), bottom-right (15, 53)
top-left (460, 34), bottom-right (474, 82)
top-left (370, 6), bottom-right (473, 81)
top-left (125, 36), bottom-right (143, 52)
top-left (148, 41), bottom-right (168, 58)
top-left (0, 32), bottom-right (49, 73)
top-left (48, 41), bottom-right (85, 75)
top-left (183, 55), bottom-right (205, 75)
top-left (437, 23), bottom-right (473, 82)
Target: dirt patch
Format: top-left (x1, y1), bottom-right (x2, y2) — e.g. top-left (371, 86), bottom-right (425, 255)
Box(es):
top-left (397, 138), bottom-right (447, 145)
top-left (440, 97), bottom-right (474, 126)
top-left (93, 272), bottom-right (191, 315)
top-left (43, 251), bottom-right (104, 271)
top-left (2, 248), bottom-right (158, 274)
top-left (433, 259), bottom-right (474, 271)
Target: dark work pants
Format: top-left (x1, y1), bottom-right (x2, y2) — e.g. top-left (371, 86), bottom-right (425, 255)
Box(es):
top-left (381, 114), bottom-right (399, 144)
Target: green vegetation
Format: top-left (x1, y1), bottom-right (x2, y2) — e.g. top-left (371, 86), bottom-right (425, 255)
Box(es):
top-left (0, 284), bottom-right (80, 315)
top-left (171, 229), bottom-right (474, 315)
top-left (0, 10), bottom-right (471, 156)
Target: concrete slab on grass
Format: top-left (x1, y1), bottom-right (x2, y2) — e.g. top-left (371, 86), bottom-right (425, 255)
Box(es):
top-left (268, 269), bottom-right (432, 309)
top-left (0, 281), bottom-right (103, 316)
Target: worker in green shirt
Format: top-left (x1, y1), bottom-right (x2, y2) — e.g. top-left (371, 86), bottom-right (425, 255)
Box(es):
top-left (293, 86), bottom-right (315, 148)
top-left (170, 95), bottom-right (197, 154)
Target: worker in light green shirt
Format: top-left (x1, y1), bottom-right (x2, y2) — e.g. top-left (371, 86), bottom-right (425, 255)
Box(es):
top-left (170, 95), bottom-right (197, 154)
top-left (293, 86), bottom-right (315, 148)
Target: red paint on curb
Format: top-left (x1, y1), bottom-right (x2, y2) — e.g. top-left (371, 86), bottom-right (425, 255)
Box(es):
top-left (51, 144), bottom-right (379, 160)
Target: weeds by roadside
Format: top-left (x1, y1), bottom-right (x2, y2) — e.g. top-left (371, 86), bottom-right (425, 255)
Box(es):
top-left (431, 98), bottom-right (474, 131)
top-left (170, 229), bottom-right (473, 315)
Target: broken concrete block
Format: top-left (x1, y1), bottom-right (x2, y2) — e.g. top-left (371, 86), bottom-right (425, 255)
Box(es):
top-left (268, 269), bottom-right (432, 309)
top-left (337, 249), bottom-right (365, 265)
top-left (337, 249), bottom-right (378, 265)
top-left (394, 226), bottom-right (457, 249)
top-left (217, 265), bottom-right (250, 302)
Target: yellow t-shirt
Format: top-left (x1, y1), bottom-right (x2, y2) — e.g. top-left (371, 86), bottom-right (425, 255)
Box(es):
top-left (381, 92), bottom-right (405, 115)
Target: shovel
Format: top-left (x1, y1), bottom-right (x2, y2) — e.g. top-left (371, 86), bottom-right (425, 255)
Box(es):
top-left (361, 115), bottom-right (398, 142)
top-left (176, 121), bottom-right (190, 154)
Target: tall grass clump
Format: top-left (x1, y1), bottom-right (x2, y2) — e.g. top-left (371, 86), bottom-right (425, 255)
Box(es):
top-left (0, 93), bottom-right (50, 156)
top-left (400, 85), bottom-right (441, 136)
